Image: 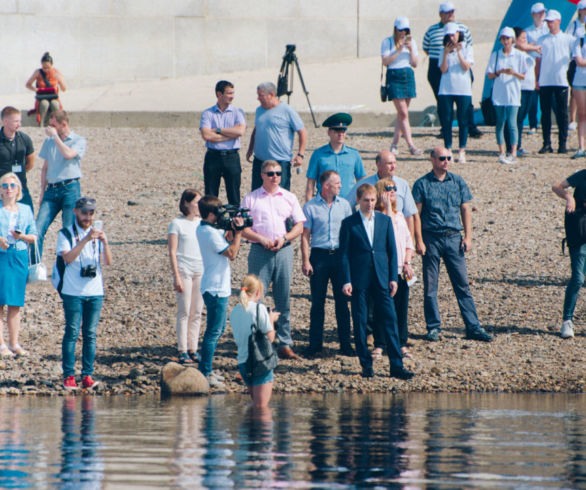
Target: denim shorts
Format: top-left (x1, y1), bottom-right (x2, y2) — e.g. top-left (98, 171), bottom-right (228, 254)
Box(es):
top-left (238, 363), bottom-right (274, 386)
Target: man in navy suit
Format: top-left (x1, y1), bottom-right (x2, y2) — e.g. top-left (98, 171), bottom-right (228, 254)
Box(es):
top-left (340, 183), bottom-right (415, 380)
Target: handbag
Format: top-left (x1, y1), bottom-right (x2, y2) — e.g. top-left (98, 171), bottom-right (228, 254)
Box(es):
top-left (481, 51), bottom-right (499, 126)
top-left (27, 239), bottom-right (47, 284)
top-left (246, 303), bottom-right (278, 379)
top-left (380, 64), bottom-right (388, 102)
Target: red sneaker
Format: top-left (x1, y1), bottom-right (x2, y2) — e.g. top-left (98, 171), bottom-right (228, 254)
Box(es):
top-left (63, 376), bottom-right (79, 391)
top-left (82, 375), bottom-right (100, 390)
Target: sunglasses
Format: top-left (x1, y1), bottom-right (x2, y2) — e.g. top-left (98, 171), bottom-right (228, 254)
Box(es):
top-left (437, 156), bottom-right (452, 161)
top-left (1, 183), bottom-right (18, 189)
top-left (385, 185), bottom-right (397, 192)
top-left (263, 171), bottom-right (282, 177)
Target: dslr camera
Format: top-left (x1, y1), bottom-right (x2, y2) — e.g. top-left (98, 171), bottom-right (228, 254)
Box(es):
top-left (80, 265), bottom-right (97, 278)
top-left (215, 205), bottom-right (253, 231)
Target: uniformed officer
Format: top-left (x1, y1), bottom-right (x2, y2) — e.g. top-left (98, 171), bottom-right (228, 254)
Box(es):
top-left (304, 113), bottom-right (366, 202)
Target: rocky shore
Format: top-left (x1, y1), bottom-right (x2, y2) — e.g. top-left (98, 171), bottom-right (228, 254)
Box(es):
top-left (0, 125), bottom-right (583, 396)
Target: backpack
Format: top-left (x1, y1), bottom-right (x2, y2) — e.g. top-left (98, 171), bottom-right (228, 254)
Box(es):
top-left (51, 228), bottom-right (73, 293)
top-left (246, 303), bottom-right (278, 379)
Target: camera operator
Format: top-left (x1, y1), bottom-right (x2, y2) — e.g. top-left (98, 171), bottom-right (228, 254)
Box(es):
top-left (57, 197), bottom-right (112, 391)
top-left (196, 195), bottom-right (245, 388)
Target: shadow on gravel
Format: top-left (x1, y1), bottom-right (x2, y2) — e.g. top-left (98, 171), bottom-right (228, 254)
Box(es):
top-left (109, 239), bottom-right (167, 246)
top-left (474, 276), bottom-right (566, 287)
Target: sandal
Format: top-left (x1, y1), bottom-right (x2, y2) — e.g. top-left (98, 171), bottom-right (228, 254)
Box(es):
top-left (10, 344), bottom-right (28, 356)
top-left (390, 144), bottom-right (399, 155)
top-left (409, 146), bottom-right (423, 156)
top-left (178, 352), bottom-right (194, 364)
top-left (187, 351), bottom-right (200, 363)
top-left (371, 347), bottom-right (383, 360)
top-left (401, 347), bottom-right (413, 359)
top-left (0, 344), bottom-right (14, 358)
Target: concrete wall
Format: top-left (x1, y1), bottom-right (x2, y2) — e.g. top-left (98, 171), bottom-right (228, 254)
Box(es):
top-left (1, 0), bottom-right (509, 95)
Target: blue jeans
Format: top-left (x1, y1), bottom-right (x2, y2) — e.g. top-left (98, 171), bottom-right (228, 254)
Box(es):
top-left (438, 94), bottom-right (471, 150)
top-left (495, 105), bottom-right (519, 147)
top-left (563, 243), bottom-right (586, 321)
top-left (61, 294), bottom-right (103, 377)
top-left (36, 180), bottom-right (80, 257)
top-left (199, 292), bottom-right (229, 376)
top-left (422, 232), bottom-right (480, 332)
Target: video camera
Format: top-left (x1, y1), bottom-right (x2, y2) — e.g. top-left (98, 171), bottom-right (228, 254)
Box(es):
top-left (215, 205), bottom-right (253, 231)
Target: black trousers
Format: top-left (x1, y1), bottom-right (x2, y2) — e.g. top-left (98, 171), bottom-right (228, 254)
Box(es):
top-left (539, 85), bottom-right (569, 149)
top-left (203, 149), bottom-right (241, 205)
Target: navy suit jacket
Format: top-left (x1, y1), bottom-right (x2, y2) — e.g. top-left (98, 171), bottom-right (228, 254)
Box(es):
top-left (340, 211), bottom-right (398, 290)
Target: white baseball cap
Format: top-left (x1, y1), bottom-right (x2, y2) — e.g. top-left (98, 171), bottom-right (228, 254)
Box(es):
top-left (545, 9), bottom-right (562, 22)
top-left (578, 0), bottom-right (586, 10)
top-left (444, 22), bottom-right (459, 35)
top-left (531, 2), bottom-right (546, 14)
top-left (499, 27), bottom-right (515, 38)
top-left (439, 2), bottom-right (455, 13)
top-left (394, 16), bottom-right (410, 30)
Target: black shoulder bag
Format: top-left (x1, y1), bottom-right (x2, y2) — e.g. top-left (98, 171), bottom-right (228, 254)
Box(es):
top-left (246, 303), bottom-right (278, 379)
top-left (35, 70), bottom-right (59, 101)
top-left (481, 50), bottom-right (499, 126)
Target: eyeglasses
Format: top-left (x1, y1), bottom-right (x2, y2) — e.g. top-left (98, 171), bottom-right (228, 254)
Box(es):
top-left (1, 183), bottom-right (18, 189)
top-left (437, 156), bottom-right (452, 161)
top-left (385, 185), bottom-right (397, 191)
top-left (263, 171), bottom-right (282, 177)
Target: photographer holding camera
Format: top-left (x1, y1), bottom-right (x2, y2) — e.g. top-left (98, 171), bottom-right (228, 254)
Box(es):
top-left (57, 197), bottom-right (112, 391)
top-left (196, 195), bottom-right (245, 388)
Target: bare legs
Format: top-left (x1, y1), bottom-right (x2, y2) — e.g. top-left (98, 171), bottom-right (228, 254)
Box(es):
top-left (248, 382), bottom-right (273, 408)
top-left (391, 98), bottom-right (421, 154)
top-left (0, 305), bottom-right (24, 354)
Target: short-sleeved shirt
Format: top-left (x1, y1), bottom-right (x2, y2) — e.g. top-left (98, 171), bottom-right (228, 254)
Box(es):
top-left (230, 300), bottom-right (272, 365)
top-left (381, 36), bottom-right (419, 69)
top-left (302, 194), bottom-right (352, 249)
top-left (253, 103), bottom-right (304, 162)
top-left (167, 216), bottom-right (203, 275)
top-left (566, 19), bottom-right (585, 43)
top-left (241, 186), bottom-right (306, 242)
top-left (487, 49), bottom-right (528, 106)
top-left (196, 221), bottom-right (231, 297)
top-left (521, 52), bottom-right (536, 91)
top-left (573, 40), bottom-right (586, 87)
top-left (199, 104), bottom-right (246, 150)
top-left (537, 32), bottom-right (574, 87)
top-left (423, 22), bottom-right (473, 59)
top-left (56, 224), bottom-right (104, 297)
top-left (526, 23), bottom-right (549, 48)
top-left (39, 131), bottom-right (87, 184)
top-left (438, 45), bottom-right (474, 96)
top-left (306, 144), bottom-right (366, 198)
top-left (566, 169), bottom-right (586, 205)
top-left (0, 129), bottom-right (34, 188)
top-left (346, 173), bottom-right (417, 218)
top-left (412, 171), bottom-right (472, 233)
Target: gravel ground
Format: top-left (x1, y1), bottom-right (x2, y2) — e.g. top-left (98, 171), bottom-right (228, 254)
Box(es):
top-left (0, 124), bottom-right (584, 396)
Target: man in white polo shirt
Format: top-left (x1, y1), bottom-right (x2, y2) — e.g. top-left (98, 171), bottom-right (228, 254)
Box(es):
top-left (536, 9), bottom-right (574, 154)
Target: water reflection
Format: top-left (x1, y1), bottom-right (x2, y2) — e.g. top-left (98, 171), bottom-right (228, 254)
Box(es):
top-left (0, 393), bottom-right (583, 488)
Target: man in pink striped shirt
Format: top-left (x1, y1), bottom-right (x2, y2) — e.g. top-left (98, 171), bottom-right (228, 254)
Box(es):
top-left (241, 160), bottom-right (306, 359)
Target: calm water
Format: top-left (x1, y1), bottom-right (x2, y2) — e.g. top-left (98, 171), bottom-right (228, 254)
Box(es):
top-left (0, 393), bottom-right (583, 489)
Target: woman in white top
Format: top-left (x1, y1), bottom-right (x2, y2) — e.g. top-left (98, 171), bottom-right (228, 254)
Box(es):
top-left (572, 27), bottom-right (586, 158)
top-left (438, 23), bottom-right (474, 163)
top-left (381, 16), bottom-right (422, 156)
top-left (167, 189), bottom-right (204, 364)
top-left (229, 274), bottom-right (279, 408)
top-left (486, 27), bottom-right (527, 164)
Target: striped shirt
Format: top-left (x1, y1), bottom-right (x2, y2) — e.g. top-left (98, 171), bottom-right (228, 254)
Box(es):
top-left (422, 22), bottom-right (473, 59)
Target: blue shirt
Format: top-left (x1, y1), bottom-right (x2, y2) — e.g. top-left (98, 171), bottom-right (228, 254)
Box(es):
top-left (0, 203), bottom-right (37, 252)
top-left (253, 103), bottom-right (304, 161)
top-left (302, 194), bottom-right (352, 249)
top-left (199, 104), bottom-right (246, 150)
top-left (345, 173), bottom-right (417, 218)
top-left (306, 144), bottom-right (366, 198)
top-left (412, 171), bottom-right (472, 233)
top-left (39, 131), bottom-right (87, 184)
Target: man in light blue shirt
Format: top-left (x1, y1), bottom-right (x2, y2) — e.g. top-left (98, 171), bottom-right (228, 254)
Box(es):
top-left (246, 82), bottom-right (307, 191)
top-left (301, 170), bottom-right (353, 357)
top-left (36, 110), bottom-right (87, 257)
top-left (305, 112), bottom-right (365, 202)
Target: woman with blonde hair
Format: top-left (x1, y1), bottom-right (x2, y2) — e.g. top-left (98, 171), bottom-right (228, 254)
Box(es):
top-left (0, 173), bottom-right (37, 357)
top-left (373, 178), bottom-right (415, 359)
top-left (229, 274), bottom-right (280, 408)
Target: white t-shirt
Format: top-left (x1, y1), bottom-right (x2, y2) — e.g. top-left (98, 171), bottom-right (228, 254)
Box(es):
top-left (526, 23), bottom-right (549, 58)
top-left (167, 216), bottom-right (203, 275)
top-left (520, 51), bottom-right (536, 91)
top-left (537, 32), bottom-right (574, 87)
top-left (381, 36), bottom-right (418, 69)
top-left (229, 300), bottom-right (272, 365)
top-left (438, 45), bottom-right (474, 96)
top-left (56, 224), bottom-right (104, 297)
top-left (487, 49), bottom-right (527, 106)
top-left (566, 18), bottom-right (585, 42)
top-left (573, 39), bottom-right (586, 87)
top-left (196, 222), bottom-right (230, 297)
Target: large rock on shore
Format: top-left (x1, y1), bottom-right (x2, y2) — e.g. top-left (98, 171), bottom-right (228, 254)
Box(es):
top-left (160, 362), bottom-right (209, 396)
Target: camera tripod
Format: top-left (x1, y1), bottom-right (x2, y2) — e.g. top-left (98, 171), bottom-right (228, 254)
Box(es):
top-left (277, 45), bottom-right (318, 128)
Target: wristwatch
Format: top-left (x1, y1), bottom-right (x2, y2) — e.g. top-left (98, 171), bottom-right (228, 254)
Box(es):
top-left (297, 153), bottom-right (304, 158)
top-left (282, 236), bottom-right (289, 245)
top-left (216, 127), bottom-right (221, 134)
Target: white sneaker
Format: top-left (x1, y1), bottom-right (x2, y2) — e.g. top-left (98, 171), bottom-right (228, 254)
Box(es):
top-left (569, 122), bottom-right (577, 131)
top-left (561, 320), bottom-right (575, 339)
top-left (458, 150), bottom-right (467, 163)
top-left (206, 374), bottom-right (226, 389)
top-left (498, 154), bottom-right (512, 165)
top-left (390, 144), bottom-right (399, 155)
top-left (210, 371), bottom-right (225, 381)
